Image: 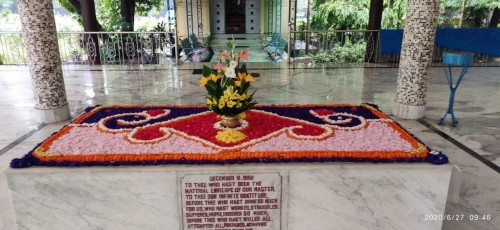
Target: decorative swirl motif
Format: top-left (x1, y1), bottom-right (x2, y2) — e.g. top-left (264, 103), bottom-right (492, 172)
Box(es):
top-left (365, 32), bottom-right (375, 61)
top-left (126, 110), bottom-right (332, 149)
top-left (125, 36), bottom-right (136, 59)
top-left (141, 36), bottom-right (153, 62)
top-left (9, 104), bottom-right (439, 168)
top-left (86, 36), bottom-right (97, 63)
top-left (97, 109), bottom-right (170, 133)
top-left (105, 36), bottom-right (117, 62)
top-left (154, 35), bottom-right (161, 53)
top-left (310, 109), bottom-right (366, 130)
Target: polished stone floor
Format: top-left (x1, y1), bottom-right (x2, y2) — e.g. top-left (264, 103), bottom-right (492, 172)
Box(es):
top-left (0, 63), bottom-right (498, 229)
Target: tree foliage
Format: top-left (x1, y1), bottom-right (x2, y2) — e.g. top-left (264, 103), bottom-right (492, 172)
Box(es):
top-left (99, 0), bottom-right (163, 31)
top-left (56, 0), bottom-right (163, 31)
top-left (441, 0), bottom-right (500, 27)
top-left (96, 0), bottom-right (127, 31)
top-left (0, 0), bottom-right (13, 19)
top-left (57, 0), bottom-right (79, 14)
top-left (135, 0), bottom-right (163, 13)
top-left (311, 0), bottom-right (407, 30)
top-left (311, 0), bottom-right (369, 30)
top-left (310, 0), bottom-right (499, 30)
top-left (382, 0), bottom-right (406, 29)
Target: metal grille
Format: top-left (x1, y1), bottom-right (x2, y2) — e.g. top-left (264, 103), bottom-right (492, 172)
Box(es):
top-left (196, 0), bottom-right (203, 38)
top-left (274, 0), bottom-right (282, 44)
top-left (289, 0), bottom-right (296, 32)
top-left (267, 0), bottom-right (273, 34)
top-left (0, 31), bottom-right (179, 65)
top-left (185, 0), bottom-right (194, 36)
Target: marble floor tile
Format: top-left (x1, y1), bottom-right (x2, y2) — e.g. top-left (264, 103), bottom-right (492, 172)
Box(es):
top-left (392, 118), bottom-right (500, 228)
top-left (0, 64), bottom-right (498, 229)
top-left (443, 201), bottom-right (498, 230)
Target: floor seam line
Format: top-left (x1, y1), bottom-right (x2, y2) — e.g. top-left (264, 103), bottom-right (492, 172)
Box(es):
top-left (0, 123), bottom-right (47, 157)
top-left (418, 119), bottom-right (500, 174)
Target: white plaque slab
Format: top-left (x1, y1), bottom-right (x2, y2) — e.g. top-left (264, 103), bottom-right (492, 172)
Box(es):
top-left (180, 173), bottom-right (282, 230)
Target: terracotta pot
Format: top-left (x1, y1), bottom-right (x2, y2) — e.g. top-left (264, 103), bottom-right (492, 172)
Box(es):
top-left (221, 115), bottom-right (241, 128)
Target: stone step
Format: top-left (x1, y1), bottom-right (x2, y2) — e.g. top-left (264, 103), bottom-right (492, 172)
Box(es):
top-left (211, 33), bottom-right (261, 40)
top-left (209, 34), bottom-right (270, 62)
top-left (210, 49), bottom-right (271, 62)
top-left (210, 39), bottom-right (262, 46)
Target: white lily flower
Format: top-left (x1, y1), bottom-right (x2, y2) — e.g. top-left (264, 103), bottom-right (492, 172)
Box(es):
top-left (225, 60), bottom-right (238, 78)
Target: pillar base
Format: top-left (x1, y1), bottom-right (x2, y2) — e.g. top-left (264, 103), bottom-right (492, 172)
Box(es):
top-left (34, 104), bottom-right (70, 123)
top-left (392, 101), bottom-right (426, 119)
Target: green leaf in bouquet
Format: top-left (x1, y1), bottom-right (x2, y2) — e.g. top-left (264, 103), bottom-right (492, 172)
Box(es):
top-left (205, 81), bottom-right (219, 97)
top-left (202, 65), bottom-right (216, 77)
top-left (240, 63), bottom-right (248, 73)
top-left (235, 102), bottom-right (257, 114)
top-left (249, 89), bottom-right (257, 98)
top-left (224, 78), bottom-right (235, 88)
top-left (240, 82), bottom-right (250, 94)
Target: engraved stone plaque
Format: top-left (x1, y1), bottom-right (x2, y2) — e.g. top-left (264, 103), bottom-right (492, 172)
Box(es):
top-left (180, 173), bottom-right (282, 230)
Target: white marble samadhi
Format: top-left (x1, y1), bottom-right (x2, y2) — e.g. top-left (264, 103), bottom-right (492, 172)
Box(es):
top-left (5, 163), bottom-right (453, 230)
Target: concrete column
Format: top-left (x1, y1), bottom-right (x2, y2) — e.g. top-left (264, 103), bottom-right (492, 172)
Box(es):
top-left (393, 0), bottom-right (439, 119)
top-left (17, 0), bottom-right (70, 123)
top-left (281, 0), bottom-right (289, 38)
top-left (201, 0), bottom-right (211, 38)
top-left (176, 0), bottom-right (188, 40)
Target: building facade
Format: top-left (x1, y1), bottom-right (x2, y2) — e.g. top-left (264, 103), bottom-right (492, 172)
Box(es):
top-left (170, 0), bottom-right (294, 40)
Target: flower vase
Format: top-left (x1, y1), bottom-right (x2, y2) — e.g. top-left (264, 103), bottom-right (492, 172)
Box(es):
top-left (221, 115), bottom-right (241, 128)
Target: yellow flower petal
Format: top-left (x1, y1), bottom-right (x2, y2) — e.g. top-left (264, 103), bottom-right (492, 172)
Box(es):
top-left (244, 74), bottom-right (255, 82)
top-left (237, 112), bottom-right (246, 118)
top-left (237, 72), bottom-right (245, 80)
top-left (200, 77), bottom-right (209, 87)
top-left (235, 80), bottom-right (241, 87)
top-left (218, 96), bottom-right (227, 109)
top-left (209, 74), bottom-right (220, 82)
top-left (34, 147), bottom-right (60, 158)
top-left (215, 130), bottom-right (247, 143)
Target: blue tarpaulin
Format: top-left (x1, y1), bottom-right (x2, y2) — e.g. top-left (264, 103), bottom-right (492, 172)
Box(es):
top-left (379, 28), bottom-right (500, 56)
top-left (379, 29), bottom-right (403, 54)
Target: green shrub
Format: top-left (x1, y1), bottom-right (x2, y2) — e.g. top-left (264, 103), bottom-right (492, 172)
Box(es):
top-left (0, 54), bottom-right (4, 65)
top-left (311, 42), bottom-right (366, 63)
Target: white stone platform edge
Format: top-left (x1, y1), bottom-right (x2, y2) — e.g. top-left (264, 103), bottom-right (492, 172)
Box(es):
top-left (2, 163), bottom-right (455, 175)
top-left (447, 165), bottom-right (463, 204)
top-left (0, 173), bottom-right (16, 230)
top-left (2, 163), bottom-right (456, 230)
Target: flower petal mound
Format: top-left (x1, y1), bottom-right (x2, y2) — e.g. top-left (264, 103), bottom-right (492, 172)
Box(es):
top-left (9, 104), bottom-right (448, 168)
top-left (216, 130), bottom-right (247, 143)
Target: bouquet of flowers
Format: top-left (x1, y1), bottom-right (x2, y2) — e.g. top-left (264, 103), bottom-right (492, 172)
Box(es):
top-left (199, 40), bottom-right (257, 127)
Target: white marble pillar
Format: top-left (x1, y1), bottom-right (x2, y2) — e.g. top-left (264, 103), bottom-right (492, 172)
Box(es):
top-left (17, 0), bottom-right (70, 123)
top-left (393, 0), bottom-right (439, 119)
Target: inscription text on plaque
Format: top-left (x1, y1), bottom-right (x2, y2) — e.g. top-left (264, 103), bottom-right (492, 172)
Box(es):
top-left (180, 173), bottom-right (282, 230)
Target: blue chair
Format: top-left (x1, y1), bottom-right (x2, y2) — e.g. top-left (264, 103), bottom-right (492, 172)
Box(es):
top-left (439, 52), bottom-right (473, 127)
top-left (180, 38), bottom-right (193, 55)
top-left (189, 34), bottom-right (202, 48)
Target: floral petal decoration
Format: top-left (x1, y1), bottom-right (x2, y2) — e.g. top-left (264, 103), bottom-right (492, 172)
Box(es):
top-left (10, 104), bottom-right (448, 168)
